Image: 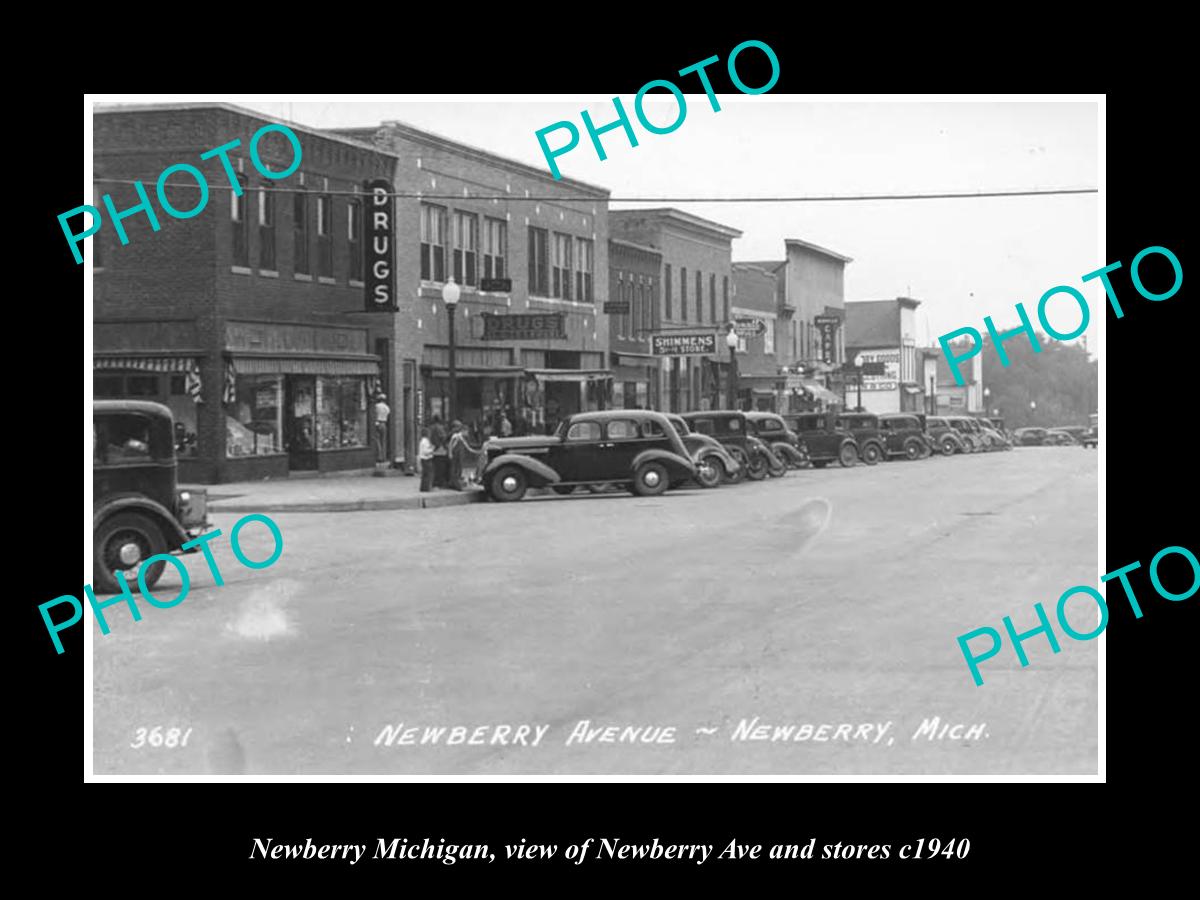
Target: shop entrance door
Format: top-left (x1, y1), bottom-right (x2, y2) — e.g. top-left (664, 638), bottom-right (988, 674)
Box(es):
top-left (285, 375), bottom-right (317, 470)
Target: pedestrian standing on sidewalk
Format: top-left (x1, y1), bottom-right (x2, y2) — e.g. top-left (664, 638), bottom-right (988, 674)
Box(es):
top-left (447, 420), bottom-right (479, 490)
top-left (429, 415), bottom-right (449, 488)
top-left (372, 393), bottom-right (390, 464)
top-left (418, 427), bottom-right (435, 492)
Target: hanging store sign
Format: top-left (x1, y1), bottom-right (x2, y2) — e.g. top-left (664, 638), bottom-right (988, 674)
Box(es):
top-left (814, 315), bottom-right (840, 364)
top-left (481, 313), bottom-right (566, 341)
top-left (650, 332), bottom-right (717, 356)
top-left (364, 179), bottom-right (395, 312)
top-left (733, 316), bottom-right (766, 337)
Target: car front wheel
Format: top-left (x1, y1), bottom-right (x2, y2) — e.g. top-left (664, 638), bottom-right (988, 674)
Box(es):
top-left (94, 511), bottom-right (167, 594)
top-left (861, 443), bottom-right (882, 465)
top-left (695, 454), bottom-right (724, 488)
top-left (903, 437), bottom-right (924, 460)
top-left (632, 461), bottom-right (670, 496)
top-left (745, 452), bottom-right (769, 481)
top-left (489, 466), bottom-right (528, 502)
top-left (940, 437), bottom-right (958, 456)
top-left (838, 443), bottom-right (858, 467)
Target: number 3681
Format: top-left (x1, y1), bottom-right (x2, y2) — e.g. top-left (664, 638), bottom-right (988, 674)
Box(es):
top-left (130, 726), bottom-right (193, 749)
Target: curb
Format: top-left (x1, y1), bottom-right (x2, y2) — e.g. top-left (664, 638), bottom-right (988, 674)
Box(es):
top-left (210, 490), bottom-right (487, 514)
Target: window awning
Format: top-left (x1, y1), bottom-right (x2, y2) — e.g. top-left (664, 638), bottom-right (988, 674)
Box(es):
top-left (94, 355), bottom-right (203, 402)
top-left (801, 381), bottom-right (841, 403)
top-left (526, 368), bottom-right (613, 383)
top-left (228, 355), bottom-right (381, 376)
top-left (423, 365), bottom-right (526, 378)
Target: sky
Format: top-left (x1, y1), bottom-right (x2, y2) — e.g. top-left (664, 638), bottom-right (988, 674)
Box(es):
top-left (236, 97), bottom-right (1100, 350)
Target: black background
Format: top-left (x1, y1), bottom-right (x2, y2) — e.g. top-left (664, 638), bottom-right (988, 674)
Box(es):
top-left (21, 22), bottom-right (1192, 889)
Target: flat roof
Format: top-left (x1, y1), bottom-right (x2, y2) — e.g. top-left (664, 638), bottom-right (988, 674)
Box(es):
top-left (785, 237), bottom-right (854, 264)
top-left (609, 237), bottom-right (663, 257)
top-left (612, 207), bottom-right (743, 239)
top-left (93, 102), bottom-right (610, 197)
top-left (347, 120), bottom-right (610, 196)
top-left (93, 101), bottom-right (385, 155)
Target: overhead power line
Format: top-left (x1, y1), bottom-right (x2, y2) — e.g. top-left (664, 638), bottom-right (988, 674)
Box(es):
top-left (88, 179), bottom-right (1097, 203)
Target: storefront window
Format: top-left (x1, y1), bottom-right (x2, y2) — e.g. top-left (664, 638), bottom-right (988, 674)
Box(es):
top-left (227, 374), bottom-right (284, 456)
top-left (316, 376), bottom-right (368, 449)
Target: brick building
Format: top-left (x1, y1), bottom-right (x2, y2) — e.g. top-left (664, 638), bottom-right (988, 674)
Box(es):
top-left (93, 103), bottom-right (393, 482)
top-left (739, 237), bottom-right (853, 410)
top-left (609, 209), bottom-right (742, 413)
top-left (334, 121), bottom-right (611, 443)
top-left (608, 239), bottom-right (662, 409)
top-left (730, 262), bottom-right (783, 410)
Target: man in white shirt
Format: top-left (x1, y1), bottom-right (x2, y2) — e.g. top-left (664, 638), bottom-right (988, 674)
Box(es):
top-left (373, 393), bottom-right (391, 464)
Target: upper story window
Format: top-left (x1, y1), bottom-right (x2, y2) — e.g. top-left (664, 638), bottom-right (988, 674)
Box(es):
top-left (232, 175), bottom-right (249, 267)
top-left (574, 237), bottom-right (594, 303)
top-left (484, 217), bottom-right (507, 281)
top-left (680, 267), bottom-right (688, 322)
top-left (723, 276), bottom-right (729, 323)
top-left (348, 197), bottom-right (362, 282)
top-left (258, 183), bottom-right (275, 271)
top-left (695, 269), bottom-right (703, 322)
top-left (293, 190), bottom-right (309, 275)
top-left (420, 203), bottom-right (448, 282)
top-left (316, 194), bottom-right (333, 278)
top-left (664, 265), bottom-right (672, 320)
top-left (528, 226), bottom-right (549, 296)
top-left (552, 232), bottom-right (573, 300)
top-left (453, 211), bottom-right (479, 287)
top-left (710, 274), bottom-right (717, 323)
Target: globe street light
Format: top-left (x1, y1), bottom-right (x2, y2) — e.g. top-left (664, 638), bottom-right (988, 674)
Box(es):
top-left (854, 352), bottom-right (864, 412)
top-left (442, 276), bottom-right (461, 421)
top-left (725, 326), bottom-right (740, 410)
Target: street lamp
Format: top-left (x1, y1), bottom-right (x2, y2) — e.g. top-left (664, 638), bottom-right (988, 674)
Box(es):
top-left (442, 276), bottom-right (461, 421)
top-left (1029, 399), bottom-right (1036, 425)
top-left (854, 353), bottom-right (864, 411)
top-left (725, 326), bottom-right (739, 410)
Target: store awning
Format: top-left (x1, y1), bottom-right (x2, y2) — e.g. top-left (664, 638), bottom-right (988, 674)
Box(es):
top-left (95, 354), bottom-right (204, 402)
top-left (526, 368), bottom-right (613, 383)
top-left (229, 354), bottom-right (380, 376)
top-left (902, 383), bottom-right (924, 395)
top-left (801, 381), bottom-right (841, 403)
top-left (423, 364), bottom-right (526, 378)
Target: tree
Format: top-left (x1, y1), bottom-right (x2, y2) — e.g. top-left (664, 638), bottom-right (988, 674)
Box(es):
top-left (976, 333), bottom-right (1097, 429)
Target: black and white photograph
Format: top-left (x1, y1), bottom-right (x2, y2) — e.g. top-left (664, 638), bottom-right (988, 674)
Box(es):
top-left (81, 93), bottom-right (1101, 778)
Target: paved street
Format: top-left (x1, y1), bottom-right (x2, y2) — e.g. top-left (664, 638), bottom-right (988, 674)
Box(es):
top-left (93, 447), bottom-right (1098, 776)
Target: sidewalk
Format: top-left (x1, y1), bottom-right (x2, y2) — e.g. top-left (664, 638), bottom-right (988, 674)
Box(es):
top-left (203, 469), bottom-right (486, 513)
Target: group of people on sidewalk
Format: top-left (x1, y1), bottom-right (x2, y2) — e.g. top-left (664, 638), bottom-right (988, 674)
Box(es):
top-left (418, 416), bottom-right (487, 493)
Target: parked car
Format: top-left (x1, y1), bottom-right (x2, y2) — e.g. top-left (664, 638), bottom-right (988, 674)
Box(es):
top-left (744, 411), bottom-right (810, 470)
top-left (93, 400), bottom-right (210, 593)
top-left (946, 415), bottom-right (985, 452)
top-left (974, 417), bottom-right (1012, 451)
top-left (1013, 426), bottom-right (1050, 446)
top-left (926, 416), bottom-right (969, 455)
top-left (834, 412), bottom-right (888, 465)
top-left (1052, 425), bottom-right (1088, 444)
top-left (782, 413), bottom-right (859, 468)
top-left (662, 413), bottom-right (742, 488)
top-left (481, 410), bottom-right (696, 501)
top-left (1081, 415), bottom-right (1098, 448)
top-left (682, 410), bottom-right (780, 481)
top-left (878, 413), bottom-right (935, 460)
top-left (1045, 429), bottom-right (1078, 446)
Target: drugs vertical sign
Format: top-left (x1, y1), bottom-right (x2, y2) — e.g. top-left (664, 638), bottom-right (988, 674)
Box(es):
top-left (365, 179), bottom-right (395, 311)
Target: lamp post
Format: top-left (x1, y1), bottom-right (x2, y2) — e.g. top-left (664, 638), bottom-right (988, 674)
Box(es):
top-left (725, 326), bottom-right (739, 410)
top-left (983, 386), bottom-right (990, 416)
top-left (854, 353), bottom-right (864, 411)
top-left (1029, 399), bottom-right (1036, 426)
top-left (442, 277), bottom-right (461, 421)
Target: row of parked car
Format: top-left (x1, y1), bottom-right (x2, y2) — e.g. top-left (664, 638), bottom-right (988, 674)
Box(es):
top-left (478, 408), bottom-right (1025, 502)
top-left (1012, 425), bottom-right (1098, 447)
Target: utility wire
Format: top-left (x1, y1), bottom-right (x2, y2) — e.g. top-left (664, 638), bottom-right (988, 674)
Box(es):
top-left (88, 179), bottom-right (1097, 203)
